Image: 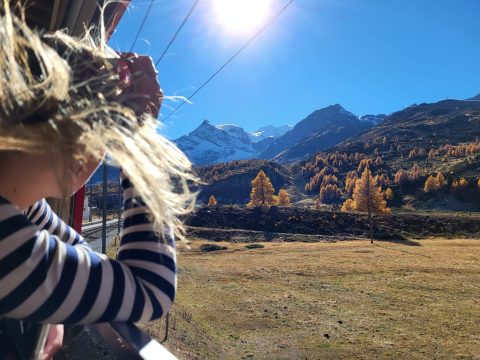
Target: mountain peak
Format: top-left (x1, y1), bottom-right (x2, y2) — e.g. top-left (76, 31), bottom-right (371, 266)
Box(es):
top-left (188, 119), bottom-right (222, 138)
top-left (328, 104), bottom-right (345, 111)
top-left (311, 104), bottom-right (353, 117)
top-left (468, 93), bottom-right (480, 101)
top-left (200, 119), bottom-right (213, 126)
top-left (193, 119), bottom-right (218, 133)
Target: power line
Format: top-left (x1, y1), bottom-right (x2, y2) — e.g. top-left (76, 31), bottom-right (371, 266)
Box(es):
top-left (162, 0), bottom-right (295, 122)
top-left (155, 0), bottom-right (201, 66)
top-left (129, 0), bottom-right (155, 52)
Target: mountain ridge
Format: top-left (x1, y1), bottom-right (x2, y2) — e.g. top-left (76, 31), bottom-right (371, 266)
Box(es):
top-left (257, 104), bottom-right (374, 162)
top-left (175, 104), bottom-right (377, 165)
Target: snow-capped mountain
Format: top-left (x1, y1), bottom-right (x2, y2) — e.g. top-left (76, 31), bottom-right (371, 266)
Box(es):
top-left (175, 104), bottom-right (378, 165)
top-left (174, 121), bottom-right (293, 165)
top-left (359, 114), bottom-right (387, 126)
top-left (215, 124), bottom-right (252, 144)
top-left (248, 125), bottom-right (293, 142)
top-left (174, 120), bottom-right (258, 165)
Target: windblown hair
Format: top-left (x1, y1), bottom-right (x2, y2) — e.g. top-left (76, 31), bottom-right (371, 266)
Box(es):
top-left (0, 2), bottom-right (197, 241)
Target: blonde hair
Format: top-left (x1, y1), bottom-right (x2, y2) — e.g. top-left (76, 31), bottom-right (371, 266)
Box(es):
top-left (0, 2), bottom-right (197, 241)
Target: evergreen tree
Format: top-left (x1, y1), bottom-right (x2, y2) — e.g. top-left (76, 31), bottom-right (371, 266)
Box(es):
top-left (278, 189), bottom-right (291, 206)
top-left (247, 170), bottom-right (276, 207)
top-left (208, 195), bottom-right (218, 206)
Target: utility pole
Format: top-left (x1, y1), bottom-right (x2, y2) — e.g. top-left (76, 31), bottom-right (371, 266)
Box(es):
top-left (89, 177), bottom-right (93, 222)
top-left (118, 175), bottom-right (121, 236)
top-left (102, 160), bottom-right (107, 254)
top-left (366, 167), bottom-right (373, 244)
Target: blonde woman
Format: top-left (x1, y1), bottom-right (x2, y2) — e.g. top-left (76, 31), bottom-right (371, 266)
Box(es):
top-left (0, 3), bottom-right (196, 358)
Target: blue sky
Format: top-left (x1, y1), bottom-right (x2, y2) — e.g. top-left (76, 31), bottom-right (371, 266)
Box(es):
top-left (109, 0), bottom-right (480, 139)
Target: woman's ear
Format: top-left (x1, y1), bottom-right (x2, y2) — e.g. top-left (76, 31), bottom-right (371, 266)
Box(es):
top-left (70, 156), bottom-right (103, 194)
top-left (75, 158), bottom-right (85, 176)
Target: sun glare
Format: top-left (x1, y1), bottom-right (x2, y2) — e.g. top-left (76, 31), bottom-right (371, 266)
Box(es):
top-left (213, 0), bottom-right (272, 34)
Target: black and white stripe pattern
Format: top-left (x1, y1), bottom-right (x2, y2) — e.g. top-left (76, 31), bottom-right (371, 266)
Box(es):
top-left (24, 199), bottom-right (92, 252)
top-left (0, 174), bottom-right (176, 324)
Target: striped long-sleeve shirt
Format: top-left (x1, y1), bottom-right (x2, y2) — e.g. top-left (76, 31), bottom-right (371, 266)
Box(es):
top-left (0, 176), bottom-right (176, 324)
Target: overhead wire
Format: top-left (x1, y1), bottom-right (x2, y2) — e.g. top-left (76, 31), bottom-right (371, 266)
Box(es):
top-left (162, 0), bottom-right (295, 122)
top-left (155, 0), bottom-right (201, 66)
top-left (129, 0), bottom-right (155, 52)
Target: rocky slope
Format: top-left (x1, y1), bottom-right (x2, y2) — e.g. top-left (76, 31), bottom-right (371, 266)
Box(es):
top-left (195, 160), bottom-right (295, 204)
top-left (257, 104), bottom-right (374, 162)
top-left (336, 99), bottom-right (480, 152)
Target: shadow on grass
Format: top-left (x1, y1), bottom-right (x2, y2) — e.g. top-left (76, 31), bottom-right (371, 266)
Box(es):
top-left (262, 231), bottom-right (279, 241)
top-left (373, 232), bottom-right (422, 246)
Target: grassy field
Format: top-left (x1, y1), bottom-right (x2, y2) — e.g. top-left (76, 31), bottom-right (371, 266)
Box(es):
top-left (137, 238), bottom-right (480, 359)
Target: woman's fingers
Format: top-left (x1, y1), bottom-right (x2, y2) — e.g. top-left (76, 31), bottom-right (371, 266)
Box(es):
top-left (41, 324), bottom-right (64, 360)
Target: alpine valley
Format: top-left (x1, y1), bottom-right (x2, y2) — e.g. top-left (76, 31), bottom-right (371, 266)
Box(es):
top-left (186, 95), bottom-right (480, 212)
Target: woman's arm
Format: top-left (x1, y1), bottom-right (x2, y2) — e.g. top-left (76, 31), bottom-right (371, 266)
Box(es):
top-left (24, 199), bottom-right (91, 251)
top-left (0, 176), bottom-right (176, 324)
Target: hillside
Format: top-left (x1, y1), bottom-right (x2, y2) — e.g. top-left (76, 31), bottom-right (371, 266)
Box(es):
top-left (293, 99), bottom-right (480, 212)
top-left (337, 99), bottom-right (480, 152)
top-left (195, 160), bottom-right (295, 204)
top-left (193, 98), bottom-right (480, 212)
top-left (258, 104), bottom-right (374, 162)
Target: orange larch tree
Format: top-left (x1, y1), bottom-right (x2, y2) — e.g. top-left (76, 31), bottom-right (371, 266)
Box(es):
top-left (451, 178), bottom-right (469, 193)
top-left (319, 184), bottom-right (342, 204)
top-left (278, 189), bottom-right (291, 206)
top-left (436, 172), bottom-right (446, 188)
top-left (342, 167), bottom-right (390, 243)
top-left (341, 198), bottom-right (355, 212)
top-left (385, 187), bottom-right (394, 202)
top-left (352, 168), bottom-right (390, 215)
top-left (424, 176), bottom-right (438, 193)
top-left (208, 195), bottom-right (218, 206)
top-left (394, 169), bottom-right (408, 186)
top-left (247, 170), bottom-right (276, 207)
top-left (424, 172), bottom-right (446, 193)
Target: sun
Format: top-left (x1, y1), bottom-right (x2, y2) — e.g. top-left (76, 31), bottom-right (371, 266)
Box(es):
top-left (212, 0), bottom-right (272, 34)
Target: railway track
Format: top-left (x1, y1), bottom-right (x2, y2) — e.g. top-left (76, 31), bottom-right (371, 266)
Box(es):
top-left (82, 220), bottom-right (120, 242)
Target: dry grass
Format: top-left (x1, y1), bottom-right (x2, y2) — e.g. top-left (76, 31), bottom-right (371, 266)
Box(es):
top-left (131, 238), bottom-right (480, 359)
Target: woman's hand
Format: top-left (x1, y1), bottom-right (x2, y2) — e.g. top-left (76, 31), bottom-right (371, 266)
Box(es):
top-left (41, 324), bottom-right (64, 360)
